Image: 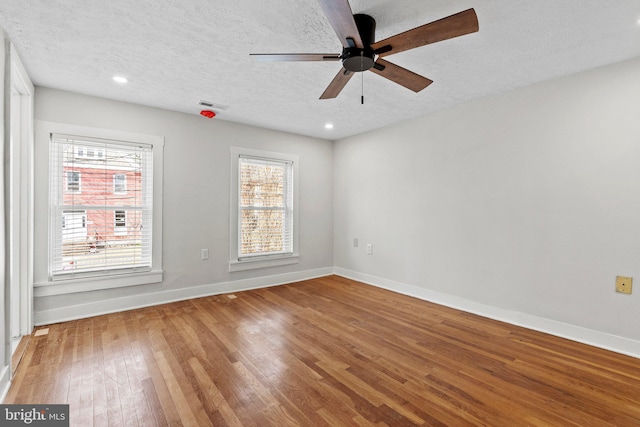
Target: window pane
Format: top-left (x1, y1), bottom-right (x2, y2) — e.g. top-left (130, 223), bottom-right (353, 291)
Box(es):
top-left (240, 162), bottom-right (284, 208)
top-left (58, 208), bottom-right (145, 270)
top-left (240, 209), bottom-right (286, 254)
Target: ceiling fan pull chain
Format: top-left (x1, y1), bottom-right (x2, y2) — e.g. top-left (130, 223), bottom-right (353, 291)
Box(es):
top-left (361, 52), bottom-right (364, 105)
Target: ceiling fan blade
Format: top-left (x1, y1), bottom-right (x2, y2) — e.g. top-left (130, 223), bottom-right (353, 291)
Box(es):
top-left (317, 0), bottom-right (364, 48)
top-left (320, 68), bottom-right (354, 99)
top-left (370, 59), bottom-right (433, 93)
top-left (371, 8), bottom-right (478, 57)
top-left (251, 53), bottom-right (341, 62)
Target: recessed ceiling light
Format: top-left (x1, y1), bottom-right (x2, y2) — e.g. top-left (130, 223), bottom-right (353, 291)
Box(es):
top-left (112, 76), bottom-right (128, 84)
top-left (325, 123), bottom-right (334, 129)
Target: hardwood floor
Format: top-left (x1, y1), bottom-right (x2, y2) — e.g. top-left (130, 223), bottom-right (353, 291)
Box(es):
top-left (6, 275), bottom-right (640, 426)
top-left (11, 334), bottom-right (31, 377)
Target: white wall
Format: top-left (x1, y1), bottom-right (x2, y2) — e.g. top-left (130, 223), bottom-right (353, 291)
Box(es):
top-left (334, 57), bottom-right (640, 353)
top-left (33, 88), bottom-right (334, 322)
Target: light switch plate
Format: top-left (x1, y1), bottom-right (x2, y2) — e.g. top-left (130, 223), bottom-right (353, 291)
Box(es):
top-left (615, 276), bottom-right (632, 294)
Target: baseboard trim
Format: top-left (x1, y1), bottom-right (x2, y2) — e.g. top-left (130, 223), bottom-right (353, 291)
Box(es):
top-left (35, 267), bottom-right (334, 326)
top-left (334, 267), bottom-right (640, 359)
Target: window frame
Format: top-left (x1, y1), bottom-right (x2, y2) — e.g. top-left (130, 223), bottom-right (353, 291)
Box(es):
top-left (35, 121), bottom-right (164, 296)
top-left (229, 147), bottom-right (299, 272)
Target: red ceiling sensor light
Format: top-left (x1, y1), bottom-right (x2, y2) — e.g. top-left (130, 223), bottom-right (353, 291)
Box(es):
top-left (200, 109), bottom-right (216, 118)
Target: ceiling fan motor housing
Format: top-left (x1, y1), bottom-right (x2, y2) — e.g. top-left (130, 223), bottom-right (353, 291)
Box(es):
top-left (342, 14), bottom-right (376, 72)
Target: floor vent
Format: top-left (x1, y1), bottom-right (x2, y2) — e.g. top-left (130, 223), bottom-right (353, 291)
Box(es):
top-left (34, 328), bottom-right (49, 337)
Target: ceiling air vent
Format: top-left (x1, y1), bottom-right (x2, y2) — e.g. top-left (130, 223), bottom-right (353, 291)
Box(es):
top-left (199, 100), bottom-right (230, 111)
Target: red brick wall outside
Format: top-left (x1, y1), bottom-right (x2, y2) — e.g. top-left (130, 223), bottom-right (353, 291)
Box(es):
top-left (63, 166), bottom-right (143, 245)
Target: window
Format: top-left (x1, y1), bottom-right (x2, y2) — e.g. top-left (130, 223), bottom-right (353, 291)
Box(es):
top-left (229, 147), bottom-right (299, 271)
top-left (49, 133), bottom-right (156, 280)
top-left (61, 210), bottom-right (88, 243)
top-left (114, 210), bottom-right (127, 236)
top-left (113, 173), bottom-right (127, 193)
top-left (66, 171), bottom-right (80, 192)
top-left (239, 157), bottom-right (292, 256)
top-left (75, 146), bottom-right (105, 159)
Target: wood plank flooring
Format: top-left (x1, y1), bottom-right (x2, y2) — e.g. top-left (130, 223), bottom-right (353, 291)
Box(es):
top-left (11, 334), bottom-right (31, 377)
top-left (5, 275), bottom-right (640, 426)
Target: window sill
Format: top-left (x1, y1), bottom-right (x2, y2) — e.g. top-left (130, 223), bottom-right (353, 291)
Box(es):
top-left (229, 254), bottom-right (299, 272)
top-left (34, 270), bottom-right (163, 297)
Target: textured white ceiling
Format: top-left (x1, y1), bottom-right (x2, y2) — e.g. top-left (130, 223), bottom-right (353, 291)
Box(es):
top-left (1, 0), bottom-right (639, 140)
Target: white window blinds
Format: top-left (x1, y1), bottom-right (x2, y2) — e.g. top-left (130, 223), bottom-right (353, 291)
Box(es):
top-left (238, 155), bottom-right (293, 259)
top-left (49, 134), bottom-right (153, 278)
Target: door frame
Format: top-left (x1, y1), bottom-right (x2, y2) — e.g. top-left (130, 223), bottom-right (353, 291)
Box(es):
top-left (7, 43), bottom-right (34, 358)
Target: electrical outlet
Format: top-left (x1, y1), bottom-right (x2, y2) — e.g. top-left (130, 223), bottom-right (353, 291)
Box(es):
top-left (366, 244), bottom-right (373, 255)
top-left (201, 248), bottom-right (209, 260)
top-left (353, 238), bottom-right (358, 248)
top-left (615, 276), bottom-right (632, 294)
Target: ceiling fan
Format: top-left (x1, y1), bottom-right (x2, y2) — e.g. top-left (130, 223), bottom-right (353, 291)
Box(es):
top-left (251, 0), bottom-right (478, 100)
